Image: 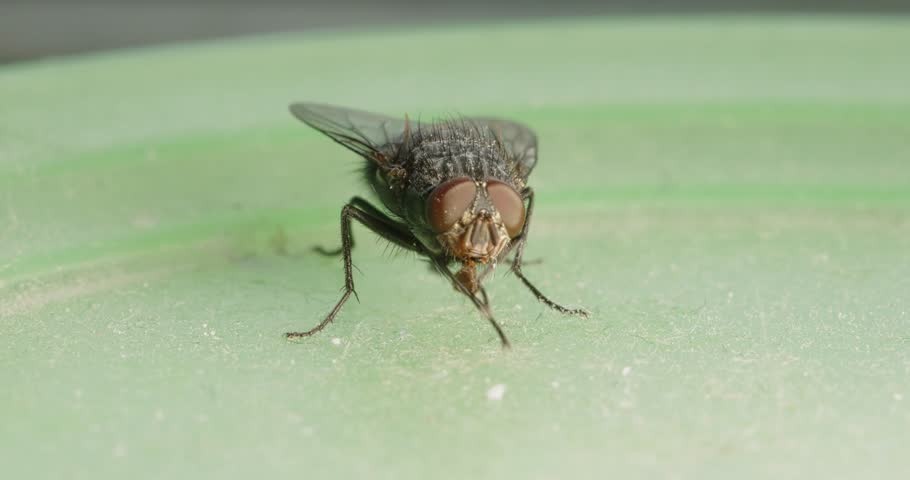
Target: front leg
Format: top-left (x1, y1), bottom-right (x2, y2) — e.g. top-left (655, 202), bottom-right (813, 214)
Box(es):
top-left (432, 258), bottom-right (511, 349)
top-left (312, 196), bottom-right (410, 256)
top-left (286, 200), bottom-right (422, 339)
top-left (510, 187), bottom-right (588, 317)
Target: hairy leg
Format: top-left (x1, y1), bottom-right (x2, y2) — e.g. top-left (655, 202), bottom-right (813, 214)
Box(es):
top-left (312, 196), bottom-right (411, 256)
top-left (287, 200), bottom-right (422, 338)
top-left (509, 187), bottom-right (589, 317)
top-left (432, 258), bottom-right (511, 349)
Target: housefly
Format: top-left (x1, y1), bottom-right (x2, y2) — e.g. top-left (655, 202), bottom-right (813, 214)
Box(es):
top-left (287, 102), bottom-right (587, 348)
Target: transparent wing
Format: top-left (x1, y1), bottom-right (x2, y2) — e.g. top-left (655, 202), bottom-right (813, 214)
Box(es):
top-left (289, 102), bottom-right (409, 160)
top-left (469, 117), bottom-right (538, 180)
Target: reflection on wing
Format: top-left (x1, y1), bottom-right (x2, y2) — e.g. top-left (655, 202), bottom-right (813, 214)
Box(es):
top-left (289, 102), bottom-right (409, 160)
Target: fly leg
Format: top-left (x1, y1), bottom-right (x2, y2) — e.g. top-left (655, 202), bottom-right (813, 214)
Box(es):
top-left (287, 200), bottom-right (422, 339)
top-left (510, 187), bottom-right (589, 317)
top-left (477, 286), bottom-right (491, 308)
top-left (505, 258), bottom-right (542, 266)
top-left (312, 197), bottom-right (401, 256)
top-left (432, 258), bottom-right (510, 349)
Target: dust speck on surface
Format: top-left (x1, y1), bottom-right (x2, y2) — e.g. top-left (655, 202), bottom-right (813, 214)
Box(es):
top-left (131, 214), bottom-right (158, 229)
top-left (486, 383), bottom-right (507, 401)
top-left (331, 337), bottom-right (342, 346)
top-left (622, 366), bottom-right (632, 377)
top-left (112, 443), bottom-right (128, 458)
top-left (895, 393), bottom-right (904, 401)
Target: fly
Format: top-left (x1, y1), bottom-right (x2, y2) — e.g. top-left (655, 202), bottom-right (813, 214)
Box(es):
top-left (286, 102), bottom-right (588, 348)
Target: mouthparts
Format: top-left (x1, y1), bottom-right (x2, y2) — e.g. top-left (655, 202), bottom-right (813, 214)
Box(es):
top-left (459, 213), bottom-right (508, 263)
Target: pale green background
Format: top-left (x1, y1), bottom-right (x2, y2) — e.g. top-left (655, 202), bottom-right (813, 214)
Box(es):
top-left (1, 17), bottom-right (909, 479)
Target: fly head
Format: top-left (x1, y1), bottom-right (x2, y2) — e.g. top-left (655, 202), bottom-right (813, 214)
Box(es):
top-left (425, 176), bottom-right (526, 291)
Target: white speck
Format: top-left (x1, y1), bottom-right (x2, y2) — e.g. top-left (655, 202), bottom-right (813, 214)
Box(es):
top-left (112, 443), bottom-right (128, 457)
top-left (331, 337), bottom-right (342, 346)
top-left (486, 383), bottom-right (507, 401)
top-left (895, 393), bottom-right (904, 401)
top-left (131, 215), bottom-right (158, 229)
top-left (622, 366), bottom-right (632, 377)
top-left (551, 381), bottom-right (560, 389)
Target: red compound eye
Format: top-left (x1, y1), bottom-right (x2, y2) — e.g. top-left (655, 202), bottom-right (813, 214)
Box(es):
top-left (426, 177), bottom-right (476, 233)
top-left (486, 180), bottom-right (525, 238)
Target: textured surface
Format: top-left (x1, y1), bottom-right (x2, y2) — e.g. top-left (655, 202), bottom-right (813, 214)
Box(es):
top-left (1, 17), bottom-right (909, 479)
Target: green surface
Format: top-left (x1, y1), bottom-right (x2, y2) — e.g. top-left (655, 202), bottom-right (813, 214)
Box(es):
top-left (2, 16), bottom-right (910, 478)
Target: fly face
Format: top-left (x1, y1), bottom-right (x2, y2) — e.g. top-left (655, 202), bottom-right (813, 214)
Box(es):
top-left (286, 102), bottom-right (588, 348)
top-left (423, 176), bottom-right (525, 295)
top-left (426, 177), bottom-right (524, 264)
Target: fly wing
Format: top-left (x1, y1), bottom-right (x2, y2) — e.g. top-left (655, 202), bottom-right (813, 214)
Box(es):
top-left (289, 102), bottom-right (410, 161)
top-left (469, 118), bottom-right (538, 181)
